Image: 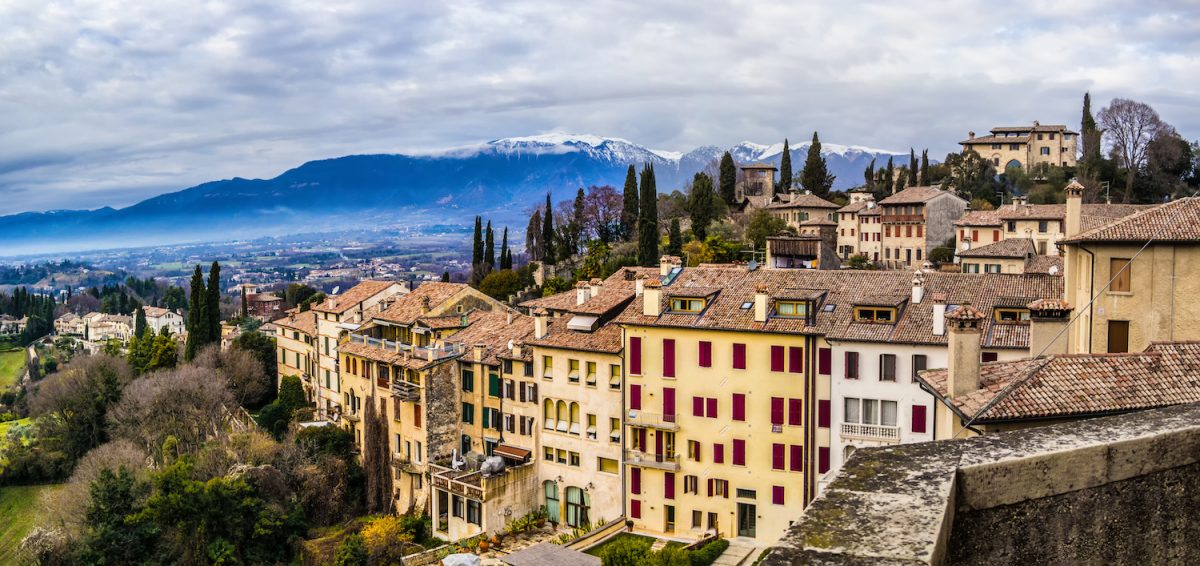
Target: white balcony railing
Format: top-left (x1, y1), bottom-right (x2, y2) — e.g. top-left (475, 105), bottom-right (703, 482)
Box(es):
top-left (626, 410), bottom-right (679, 430)
top-left (840, 422), bottom-right (901, 442)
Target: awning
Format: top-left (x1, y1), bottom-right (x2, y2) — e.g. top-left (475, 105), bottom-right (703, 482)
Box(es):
top-left (493, 443), bottom-right (531, 462)
top-left (567, 315), bottom-right (599, 331)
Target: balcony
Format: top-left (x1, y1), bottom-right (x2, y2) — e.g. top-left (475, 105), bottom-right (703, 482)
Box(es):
top-left (392, 379), bottom-right (422, 402)
top-left (840, 422), bottom-right (901, 443)
top-left (624, 449), bottom-right (680, 471)
top-left (881, 214), bottom-right (925, 223)
top-left (392, 452), bottom-right (423, 474)
top-left (345, 334), bottom-right (464, 362)
top-left (626, 410), bottom-right (679, 431)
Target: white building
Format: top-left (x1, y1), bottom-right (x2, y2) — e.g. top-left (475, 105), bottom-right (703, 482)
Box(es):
top-left (142, 306), bottom-right (185, 335)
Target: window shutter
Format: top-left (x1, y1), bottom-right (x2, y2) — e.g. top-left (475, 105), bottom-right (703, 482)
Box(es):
top-left (638, 429), bottom-right (647, 451)
top-left (630, 337), bottom-right (642, 374)
top-left (770, 345), bottom-right (785, 372)
top-left (482, 407), bottom-right (490, 429)
top-left (817, 400), bottom-right (830, 428)
top-left (699, 341), bottom-right (712, 368)
top-left (706, 397), bottom-right (717, 419)
top-left (732, 393), bottom-right (745, 422)
top-left (818, 348), bottom-right (832, 375)
top-left (631, 467), bottom-right (641, 494)
top-left (788, 398), bottom-right (802, 426)
top-left (846, 352), bottom-right (859, 379)
top-left (772, 485), bottom-right (785, 505)
top-left (790, 445), bottom-right (802, 472)
top-left (531, 383), bottom-right (538, 403)
top-left (519, 383), bottom-right (526, 403)
top-left (663, 339), bottom-right (676, 378)
top-left (788, 347), bottom-right (803, 373)
top-left (770, 397), bottom-right (784, 425)
top-left (693, 396), bottom-right (704, 417)
top-left (631, 499), bottom-right (641, 518)
top-left (662, 387), bottom-right (675, 419)
top-left (733, 439), bottom-right (745, 466)
top-left (713, 443), bottom-right (724, 464)
top-left (912, 405), bottom-right (928, 434)
top-left (772, 443), bottom-right (785, 470)
top-left (707, 478), bottom-right (713, 497)
top-left (818, 447), bottom-right (830, 473)
top-left (630, 384), bottom-right (642, 410)
top-left (732, 343), bottom-right (746, 369)
top-left (664, 472), bottom-right (675, 500)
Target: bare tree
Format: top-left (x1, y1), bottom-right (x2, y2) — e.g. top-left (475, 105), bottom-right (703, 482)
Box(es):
top-left (107, 366), bottom-right (235, 461)
top-left (41, 440), bottom-right (150, 537)
top-left (28, 354), bottom-right (134, 464)
top-left (192, 344), bottom-right (270, 408)
top-left (1099, 98), bottom-right (1165, 202)
top-left (583, 185), bottom-right (624, 243)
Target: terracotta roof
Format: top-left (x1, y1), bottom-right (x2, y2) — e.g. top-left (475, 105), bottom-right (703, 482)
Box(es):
top-left (740, 162), bottom-right (778, 170)
top-left (273, 310), bottom-right (318, 335)
top-left (800, 218), bottom-right (838, 227)
top-left (374, 282), bottom-right (468, 325)
top-left (858, 206), bottom-right (881, 216)
top-left (312, 280), bottom-right (399, 314)
top-left (337, 340), bottom-right (445, 371)
top-left (992, 124), bottom-right (1076, 133)
top-left (960, 135), bottom-right (1029, 145)
top-left (446, 310), bottom-right (534, 365)
top-left (142, 306), bottom-right (173, 318)
top-left (917, 342), bottom-right (1200, 422)
top-left (528, 317), bottom-right (624, 354)
top-left (837, 200), bottom-right (874, 214)
top-left (1024, 255), bottom-right (1063, 275)
top-left (879, 186), bottom-right (956, 205)
top-left (518, 267), bottom-right (658, 315)
top-left (955, 209), bottom-right (1002, 227)
top-left (1064, 198), bottom-right (1200, 243)
top-left (957, 238), bottom-right (1035, 259)
top-left (767, 193), bottom-right (841, 209)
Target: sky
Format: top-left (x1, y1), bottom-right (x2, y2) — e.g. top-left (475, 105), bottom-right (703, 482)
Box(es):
top-left (1, 0), bottom-right (1197, 215)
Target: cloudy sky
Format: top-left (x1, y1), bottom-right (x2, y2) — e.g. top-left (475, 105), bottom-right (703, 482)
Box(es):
top-left (1, 0), bottom-right (1197, 215)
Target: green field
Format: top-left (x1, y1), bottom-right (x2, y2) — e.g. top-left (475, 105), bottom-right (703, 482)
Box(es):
top-left (0, 349), bottom-right (24, 389)
top-left (0, 484), bottom-right (61, 564)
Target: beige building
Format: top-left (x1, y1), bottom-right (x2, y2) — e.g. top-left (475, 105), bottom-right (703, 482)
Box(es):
top-left (766, 192), bottom-right (840, 229)
top-left (835, 191), bottom-right (881, 260)
top-left (959, 121), bottom-right (1079, 170)
top-left (142, 306), bottom-right (185, 336)
top-left (957, 238), bottom-right (1037, 274)
top-left (955, 199), bottom-right (1152, 258)
top-left (735, 162), bottom-right (779, 209)
top-left (878, 186), bottom-right (968, 268)
top-left (274, 310), bottom-right (319, 399)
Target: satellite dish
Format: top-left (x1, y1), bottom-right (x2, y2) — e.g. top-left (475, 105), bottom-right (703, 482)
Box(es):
top-left (960, 242), bottom-right (970, 251)
top-left (507, 339), bottom-right (514, 350)
top-left (1049, 265), bottom-right (1060, 275)
top-left (331, 286), bottom-right (340, 295)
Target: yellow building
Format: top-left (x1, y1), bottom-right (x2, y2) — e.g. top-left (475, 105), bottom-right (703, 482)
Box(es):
top-left (959, 121), bottom-right (1079, 170)
top-left (878, 186), bottom-right (968, 268)
top-left (954, 199), bottom-right (1152, 258)
top-left (766, 191), bottom-right (840, 230)
top-left (835, 191), bottom-right (880, 260)
top-left (274, 310), bottom-right (319, 399)
top-left (957, 238), bottom-right (1036, 274)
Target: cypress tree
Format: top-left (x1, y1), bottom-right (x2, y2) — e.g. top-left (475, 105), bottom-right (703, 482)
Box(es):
top-left (134, 306), bottom-right (148, 339)
top-left (719, 151), bottom-right (737, 204)
top-left (485, 220), bottom-right (495, 268)
top-left (571, 186), bottom-right (586, 256)
top-left (184, 265), bottom-right (205, 361)
top-left (799, 131), bottom-right (833, 197)
top-left (499, 227), bottom-right (510, 270)
top-left (864, 158), bottom-right (876, 191)
top-left (542, 194), bottom-right (556, 265)
top-left (667, 218), bottom-right (683, 256)
top-left (920, 150), bottom-right (930, 185)
top-left (525, 209), bottom-right (542, 261)
top-left (688, 172), bottom-right (717, 241)
top-left (472, 216), bottom-right (483, 266)
top-left (1081, 92), bottom-right (1102, 178)
top-left (637, 163), bottom-right (659, 266)
top-left (240, 286), bottom-right (248, 319)
top-left (908, 149), bottom-right (919, 186)
top-left (441, 271), bottom-right (450, 282)
top-left (885, 157), bottom-right (895, 194)
top-left (621, 165), bottom-right (639, 241)
top-left (206, 261), bottom-right (221, 345)
top-left (779, 138), bottom-right (793, 192)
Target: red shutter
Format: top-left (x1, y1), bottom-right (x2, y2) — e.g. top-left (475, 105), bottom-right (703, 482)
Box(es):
top-left (630, 384), bottom-right (642, 410)
top-left (722, 480), bottom-right (729, 499)
top-left (631, 499), bottom-right (641, 518)
top-left (817, 400), bottom-right (830, 428)
top-left (638, 429), bottom-right (647, 452)
top-left (699, 341), bottom-right (712, 368)
top-left (713, 443), bottom-right (724, 464)
top-left (732, 393), bottom-right (745, 422)
top-left (414, 404), bottom-right (422, 428)
top-left (993, 229), bottom-right (1000, 241)
top-left (818, 348), bottom-right (832, 375)
top-left (630, 337), bottom-right (642, 374)
top-left (732, 343), bottom-right (746, 369)
top-left (912, 405), bottom-right (928, 434)
top-left (772, 485), bottom-right (785, 505)
top-left (707, 478), bottom-right (713, 497)
top-left (789, 445), bottom-right (802, 472)
top-left (818, 447), bottom-right (830, 473)
top-left (692, 396), bottom-right (704, 417)
top-left (655, 431), bottom-right (663, 455)
top-left (846, 352), bottom-right (859, 379)
top-left (772, 443), bottom-right (785, 470)
top-left (770, 397), bottom-right (784, 425)
top-left (788, 347), bottom-right (803, 373)
top-left (733, 439), bottom-right (745, 466)
top-left (664, 472), bottom-right (675, 500)
top-left (706, 397), bottom-right (717, 419)
top-left (788, 398), bottom-right (802, 426)
top-left (663, 338), bottom-right (676, 377)
top-left (917, 226), bottom-right (924, 238)
top-left (770, 345), bottom-right (784, 372)
top-left (631, 467), bottom-right (641, 494)
top-left (663, 387), bottom-right (675, 420)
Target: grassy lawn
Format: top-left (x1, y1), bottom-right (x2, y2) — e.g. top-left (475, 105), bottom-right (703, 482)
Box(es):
top-left (0, 349), bottom-right (25, 389)
top-left (0, 484), bottom-right (61, 564)
top-left (584, 533), bottom-right (663, 557)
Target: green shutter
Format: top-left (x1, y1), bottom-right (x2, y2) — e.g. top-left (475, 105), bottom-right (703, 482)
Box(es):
top-left (489, 373), bottom-right (501, 397)
top-left (482, 406), bottom-right (490, 428)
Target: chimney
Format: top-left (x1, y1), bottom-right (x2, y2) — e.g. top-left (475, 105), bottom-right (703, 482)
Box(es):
top-left (635, 275), bottom-right (646, 297)
top-left (473, 343), bottom-right (486, 362)
top-left (575, 281), bottom-right (591, 306)
top-left (931, 293), bottom-right (947, 336)
top-left (533, 308), bottom-right (548, 339)
top-left (968, 131), bottom-right (975, 140)
top-left (642, 279), bottom-right (663, 317)
top-left (420, 296), bottom-right (431, 314)
top-left (659, 255), bottom-right (681, 277)
top-left (506, 311), bottom-right (514, 325)
top-left (511, 341), bottom-right (522, 359)
top-left (946, 303), bottom-right (985, 399)
top-left (589, 278), bottom-right (602, 297)
top-left (1064, 179), bottom-right (1085, 239)
top-left (1027, 299), bottom-right (1073, 357)
top-left (753, 283), bottom-right (769, 323)
top-left (911, 270), bottom-right (926, 304)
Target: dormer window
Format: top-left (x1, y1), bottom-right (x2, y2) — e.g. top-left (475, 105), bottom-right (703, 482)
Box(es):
top-left (774, 300), bottom-right (809, 318)
top-left (853, 307), bottom-right (896, 323)
top-left (994, 308), bottom-right (1031, 323)
top-left (670, 297), bottom-right (706, 313)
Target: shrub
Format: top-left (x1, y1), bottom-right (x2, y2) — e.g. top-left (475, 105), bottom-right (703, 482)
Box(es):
top-left (600, 536), bottom-right (653, 566)
top-left (689, 538), bottom-right (730, 566)
top-left (333, 534), bottom-right (367, 566)
top-left (361, 515), bottom-right (412, 564)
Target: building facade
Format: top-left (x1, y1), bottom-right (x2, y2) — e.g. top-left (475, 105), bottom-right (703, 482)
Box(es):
top-left (878, 186), bottom-right (968, 269)
top-left (959, 122), bottom-right (1079, 170)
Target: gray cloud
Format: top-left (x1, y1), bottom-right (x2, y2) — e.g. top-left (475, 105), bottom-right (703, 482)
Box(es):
top-left (0, 0), bottom-right (1197, 214)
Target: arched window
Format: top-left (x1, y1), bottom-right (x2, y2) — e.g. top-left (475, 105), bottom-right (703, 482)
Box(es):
top-left (569, 402), bottom-right (581, 435)
top-left (1005, 159), bottom-right (1022, 170)
top-left (556, 401), bottom-right (568, 432)
top-left (543, 399), bottom-right (555, 430)
top-left (544, 481), bottom-right (560, 524)
top-left (565, 486), bottom-right (590, 527)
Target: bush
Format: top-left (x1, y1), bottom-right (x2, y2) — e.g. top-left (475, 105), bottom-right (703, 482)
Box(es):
top-left (361, 515), bottom-right (413, 564)
top-left (333, 534), bottom-right (367, 566)
top-left (929, 247), bottom-right (955, 265)
top-left (397, 512), bottom-right (430, 544)
top-left (600, 536), bottom-right (653, 566)
top-left (689, 538), bottom-right (729, 566)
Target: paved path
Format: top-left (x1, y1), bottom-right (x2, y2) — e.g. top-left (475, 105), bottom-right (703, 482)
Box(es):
top-left (712, 538), bottom-right (759, 566)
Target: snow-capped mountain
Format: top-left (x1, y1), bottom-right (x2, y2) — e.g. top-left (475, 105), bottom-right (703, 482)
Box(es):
top-left (0, 133), bottom-right (910, 255)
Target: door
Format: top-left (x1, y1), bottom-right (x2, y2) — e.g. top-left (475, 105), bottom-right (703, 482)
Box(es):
top-left (663, 387), bottom-right (675, 422)
top-left (1108, 321), bottom-right (1129, 353)
top-left (707, 512), bottom-right (718, 533)
top-left (565, 486), bottom-right (588, 528)
top-left (544, 481), bottom-right (560, 524)
top-left (664, 505), bottom-right (675, 533)
top-left (737, 503), bottom-right (756, 538)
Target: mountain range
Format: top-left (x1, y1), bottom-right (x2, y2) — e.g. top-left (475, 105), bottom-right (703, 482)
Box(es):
top-left (0, 134), bottom-right (906, 256)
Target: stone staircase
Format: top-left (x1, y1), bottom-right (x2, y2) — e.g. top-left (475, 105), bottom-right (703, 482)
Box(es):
top-left (649, 538), bottom-right (670, 552)
top-left (712, 538), bottom-right (760, 566)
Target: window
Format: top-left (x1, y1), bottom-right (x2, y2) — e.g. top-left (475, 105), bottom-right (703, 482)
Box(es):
top-left (853, 307), bottom-right (895, 323)
top-left (684, 475), bottom-right (699, 494)
top-left (818, 348), bottom-right (831, 375)
top-left (670, 297), bottom-right (705, 312)
top-left (630, 337), bottom-right (642, 374)
top-left (732, 439), bottom-right (746, 466)
top-left (845, 351), bottom-right (859, 379)
top-left (630, 499), bottom-right (641, 519)
top-left (732, 393), bottom-right (746, 421)
top-left (773, 486), bottom-right (785, 505)
top-left (844, 397), bottom-right (861, 423)
top-left (771, 397), bottom-right (784, 426)
top-left (585, 362), bottom-right (596, 386)
top-left (503, 359), bottom-right (512, 374)
top-left (663, 339), bottom-right (676, 378)
top-left (917, 226), bottom-right (923, 238)
top-left (788, 347), bottom-right (803, 373)
top-left (1108, 320), bottom-right (1130, 353)
top-left (523, 361), bottom-right (533, 377)
top-left (818, 400), bottom-right (830, 428)
top-left (467, 500), bottom-right (482, 526)
top-left (1009, 143), bottom-right (1021, 151)
top-left (880, 354), bottom-right (897, 381)
top-left (688, 440), bottom-right (701, 461)
top-left (772, 443), bottom-right (785, 470)
top-left (995, 308), bottom-right (1031, 323)
top-left (587, 414), bottom-right (597, 439)
top-left (819, 447), bottom-right (831, 473)
top-left (462, 402), bottom-right (475, 424)
top-left (1038, 220), bottom-right (1049, 233)
top-left (732, 343), bottom-right (746, 369)
top-left (789, 445), bottom-right (803, 472)
top-left (542, 356), bottom-right (553, 379)
top-left (912, 355), bottom-right (927, 379)
top-left (991, 143), bottom-right (1001, 150)
top-left (709, 479), bottom-right (729, 498)
top-left (1007, 221), bottom-right (1016, 232)
top-left (971, 229), bottom-right (979, 242)
top-left (1040, 147), bottom-right (1050, 155)
top-left (1110, 258), bottom-right (1132, 293)
top-left (775, 300), bottom-right (808, 318)
top-left (610, 418), bottom-right (621, 443)
top-left (631, 468), bottom-right (641, 494)
top-left (1037, 133), bottom-right (1044, 140)
top-left (788, 398), bottom-right (802, 426)
top-left (609, 364), bottom-right (621, 390)
top-left (698, 341), bottom-right (712, 367)
top-left (630, 384), bottom-right (641, 410)
top-left (713, 443), bottom-right (725, 464)
top-left (413, 404), bottom-right (422, 428)
top-left (598, 457), bottom-right (619, 474)
top-left (664, 472), bottom-right (676, 500)
top-left (912, 405), bottom-right (928, 434)
top-left (489, 373), bottom-right (501, 397)
top-left (982, 352), bottom-right (998, 362)
top-left (568, 359), bottom-right (580, 383)
top-left (770, 345), bottom-right (784, 372)
top-left (992, 230), bottom-right (999, 241)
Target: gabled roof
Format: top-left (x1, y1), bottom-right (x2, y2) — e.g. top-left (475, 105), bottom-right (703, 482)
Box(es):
top-left (1063, 197), bottom-right (1200, 244)
top-left (916, 342), bottom-right (1200, 422)
top-left (1023, 255), bottom-right (1063, 275)
top-left (767, 193), bottom-right (841, 209)
top-left (312, 280), bottom-right (400, 314)
top-left (957, 238), bottom-right (1036, 259)
top-left (273, 310), bottom-right (318, 335)
top-left (141, 306), bottom-right (174, 318)
top-left (740, 162), bottom-right (778, 170)
top-left (447, 310), bottom-right (535, 366)
top-left (374, 282), bottom-right (469, 325)
top-left (519, 267), bottom-right (658, 316)
top-left (879, 186), bottom-right (959, 205)
top-left (955, 209), bottom-right (1002, 227)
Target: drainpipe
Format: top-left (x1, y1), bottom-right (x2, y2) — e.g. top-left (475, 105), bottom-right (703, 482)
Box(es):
top-left (1082, 244), bottom-right (1095, 353)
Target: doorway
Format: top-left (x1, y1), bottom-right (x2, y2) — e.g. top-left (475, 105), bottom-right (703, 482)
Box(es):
top-left (1108, 320), bottom-right (1129, 353)
top-left (737, 503), bottom-right (756, 538)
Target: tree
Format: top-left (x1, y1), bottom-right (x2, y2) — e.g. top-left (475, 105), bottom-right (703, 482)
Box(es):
top-left (362, 397), bottom-right (392, 514)
top-left (525, 209), bottom-right (542, 261)
top-left (240, 286), bottom-right (249, 319)
top-left (1081, 92), bottom-right (1103, 175)
top-left (584, 185), bottom-right (624, 244)
top-left (334, 534), bottom-right (368, 566)
top-left (542, 194), bottom-right (557, 265)
top-left (499, 227), bottom-right (511, 270)
top-left (799, 131), bottom-right (835, 197)
top-left (908, 148), bottom-right (919, 186)
top-left (667, 219), bottom-right (683, 256)
top-left (863, 158), bottom-right (876, 192)
top-left (569, 187), bottom-right (587, 255)
top-left (745, 209), bottom-right (789, 251)
top-left (637, 164), bottom-right (659, 266)
top-left (621, 165), bottom-right (639, 240)
top-left (1099, 98), bottom-right (1166, 202)
top-left (29, 354), bottom-right (134, 469)
top-left (779, 138), bottom-right (793, 192)
top-left (688, 172), bottom-right (719, 241)
top-left (108, 366), bottom-right (235, 461)
top-left (472, 216), bottom-right (483, 267)
top-left (79, 467), bottom-right (158, 565)
top-left (485, 220), bottom-right (495, 269)
top-left (479, 270), bottom-right (521, 300)
top-left (719, 151), bottom-right (737, 204)
top-left (133, 307), bottom-right (148, 340)
top-left (196, 339), bottom-right (273, 408)
top-left (184, 266), bottom-right (206, 361)
top-left (361, 516), bottom-right (414, 565)
top-left (600, 534), bottom-right (652, 566)
top-left (884, 156), bottom-right (895, 195)
top-left (920, 150), bottom-right (930, 186)
top-left (162, 287), bottom-right (186, 312)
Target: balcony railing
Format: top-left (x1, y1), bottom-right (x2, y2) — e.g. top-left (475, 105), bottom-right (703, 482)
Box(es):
top-left (626, 410), bottom-right (679, 431)
top-left (392, 379), bottom-right (422, 402)
top-left (840, 422), bottom-right (901, 442)
top-left (881, 214), bottom-right (925, 223)
top-left (345, 334), bottom-right (464, 361)
top-left (624, 449), bottom-right (680, 471)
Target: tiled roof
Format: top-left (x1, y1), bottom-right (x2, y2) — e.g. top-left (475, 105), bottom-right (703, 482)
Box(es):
top-left (527, 317), bottom-right (624, 354)
top-left (374, 282), bottom-right (468, 325)
top-left (337, 340), bottom-right (443, 371)
top-left (955, 209), bottom-right (1002, 227)
top-left (858, 206), bottom-right (881, 216)
top-left (800, 218), bottom-right (838, 226)
top-left (142, 306), bottom-right (173, 318)
top-left (960, 135), bottom-right (1029, 145)
top-left (879, 186), bottom-right (955, 205)
top-left (273, 310), bottom-right (318, 335)
top-left (616, 267), bottom-right (1063, 349)
top-left (957, 238), bottom-right (1035, 259)
top-left (1024, 255), bottom-right (1063, 275)
top-left (1064, 198), bottom-right (1200, 243)
top-left (312, 280), bottom-right (399, 314)
top-left (916, 341), bottom-right (1200, 422)
top-left (741, 162), bottom-right (778, 169)
top-left (767, 193), bottom-right (841, 209)
top-left (992, 124), bottom-right (1075, 133)
top-left (518, 267), bottom-right (658, 315)
top-left (837, 200), bottom-right (874, 214)
top-left (446, 310), bottom-right (535, 365)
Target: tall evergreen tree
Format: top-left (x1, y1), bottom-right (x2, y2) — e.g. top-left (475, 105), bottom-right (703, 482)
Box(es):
top-left (205, 261), bottom-right (221, 344)
top-left (485, 220), bottom-right (495, 268)
top-left (240, 285), bottom-right (249, 319)
top-left (133, 306), bottom-right (148, 339)
top-left (779, 138), bottom-right (793, 192)
top-left (688, 172), bottom-right (717, 241)
top-left (184, 265), bottom-right (205, 361)
top-left (620, 165), bottom-right (639, 241)
top-left (799, 131), bottom-right (834, 197)
top-left (920, 150), bottom-right (930, 185)
top-left (719, 151), bottom-right (737, 204)
top-left (542, 193), bottom-right (557, 265)
top-left (499, 227), bottom-right (511, 270)
top-left (667, 218), bottom-right (683, 256)
top-left (472, 216), bottom-right (483, 266)
top-left (637, 164), bottom-right (659, 266)
top-left (864, 158), bottom-right (876, 192)
top-left (1081, 92), bottom-right (1103, 179)
top-left (525, 209), bottom-right (542, 261)
top-left (885, 157), bottom-right (896, 194)
top-left (571, 186), bottom-right (586, 256)
top-left (908, 149), bottom-right (919, 186)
